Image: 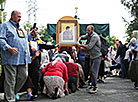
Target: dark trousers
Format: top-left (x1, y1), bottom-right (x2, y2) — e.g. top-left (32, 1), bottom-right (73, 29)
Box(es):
top-left (129, 50), bottom-right (137, 61)
top-left (19, 76), bottom-right (34, 92)
top-left (68, 76), bottom-right (77, 93)
top-left (90, 56), bottom-right (102, 88)
top-left (124, 59), bottom-right (130, 78)
top-left (120, 57), bottom-right (126, 78)
top-left (98, 59), bottom-right (105, 77)
top-left (84, 56), bottom-right (90, 81)
top-left (28, 57), bottom-right (40, 95)
top-left (129, 61), bottom-right (138, 87)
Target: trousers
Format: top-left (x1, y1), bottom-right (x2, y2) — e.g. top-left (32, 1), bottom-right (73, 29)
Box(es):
top-left (3, 64), bottom-right (28, 102)
top-left (89, 56), bottom-right (101, 88)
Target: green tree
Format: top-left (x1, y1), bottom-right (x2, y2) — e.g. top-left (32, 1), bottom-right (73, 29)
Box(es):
top-left (121, 0), bottom-right (138, 42)
top-left (23, 21), bottom-right (32, 34)
top-left (0, 12), bottom-right (6, 23)
top-left (0, 0), bottom-right (7, 24)
top-left (38, 25), bottom-right (47, 42)
top-left (106, 35), bottom-right (117, 50)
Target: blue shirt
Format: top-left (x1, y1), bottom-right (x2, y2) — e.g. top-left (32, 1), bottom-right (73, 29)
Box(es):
top-left (128, 42), bottom-right (137, 49)
top-left (0, 20), bottom-right (31, 65)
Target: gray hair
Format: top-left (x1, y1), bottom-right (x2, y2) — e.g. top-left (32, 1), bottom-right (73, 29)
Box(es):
top-left (89, 25), bottom-right (94, 30)
top-left (11, 10), bottom-right (21, 16)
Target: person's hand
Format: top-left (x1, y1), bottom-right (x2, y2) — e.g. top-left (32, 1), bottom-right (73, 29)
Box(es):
top-left (65, 88), bottom-right (69, 95)
top-left (31, 47), bottom-right (37, 52)
top-left (35, 50), bottom-right (41, 57)
top-left (80, 46), bottom-right (86, 50)
top-left (76, 41), bottom-right (80, 47)
top-left (107, 58), bottom-right (111, 62)
top-left (8, 48), bottom-right (18, 55)
top-left (129, 50), bottom-right (133, 54)
top-left (56, 43), bottom-right (60, 47)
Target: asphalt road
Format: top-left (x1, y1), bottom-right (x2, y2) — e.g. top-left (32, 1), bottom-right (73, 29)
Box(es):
top-left (0, 76), bottom-right (138, 102)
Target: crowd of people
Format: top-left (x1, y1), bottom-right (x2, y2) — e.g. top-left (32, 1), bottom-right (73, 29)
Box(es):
top-left (0, 10), bottom-right (138, 102)
top-left (104, 34), bottom-right (138, 89)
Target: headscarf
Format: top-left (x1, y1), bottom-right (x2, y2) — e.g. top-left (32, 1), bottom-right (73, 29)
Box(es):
top-left (130, 38), bottom-right (136, 43)
top-left (52, 57), bottom-right (63, 65)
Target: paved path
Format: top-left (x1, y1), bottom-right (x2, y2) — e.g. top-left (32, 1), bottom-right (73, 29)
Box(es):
top-left (0, 76), bottom-right (138, 102)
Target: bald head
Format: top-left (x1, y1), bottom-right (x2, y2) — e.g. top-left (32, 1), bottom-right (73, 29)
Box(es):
top-left (11, 10), bottom-right (21, 23)
top-left (87, 25), bottom-right (94, 35)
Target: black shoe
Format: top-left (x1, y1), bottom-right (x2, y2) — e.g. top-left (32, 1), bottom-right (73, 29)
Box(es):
top-left (97, 79), bottom-right (104, 83)
top-left (80, 84), bottom-right (88, 88)
top-left (52, 87), bottom-right (59, 99)
top-left (97, 80), bottom-right (101, 83)
top-left (100, 80), bottom-right (104, 83)
top-left (134, 82), bottom-right (138, 88)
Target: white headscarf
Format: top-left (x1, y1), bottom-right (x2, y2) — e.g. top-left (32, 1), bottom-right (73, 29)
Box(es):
top-left (130, 38), bottom-right (136, 43)
top-left (52, 57), bottom-right (63, 66)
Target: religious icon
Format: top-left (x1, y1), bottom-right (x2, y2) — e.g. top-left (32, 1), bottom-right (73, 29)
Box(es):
top-left (17, 29), bottom-right (25, 38)
top-left (59, 21), bottom-right (77, 44)
top-left (63, 26), bottom-right (73, 40)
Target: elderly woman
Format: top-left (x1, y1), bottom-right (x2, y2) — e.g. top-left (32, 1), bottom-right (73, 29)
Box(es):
top-left (128, 38), bottom-right (137, 61)
top-left (41, 57), bottom-right (69, 99)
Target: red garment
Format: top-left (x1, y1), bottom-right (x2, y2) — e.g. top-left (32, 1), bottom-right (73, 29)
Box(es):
top-left (42, 60), bottom-right (68, 82)
top-left (65, 62), bottom-right (79, 78)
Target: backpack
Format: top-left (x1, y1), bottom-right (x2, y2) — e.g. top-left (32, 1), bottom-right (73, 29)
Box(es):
top-left (99, 35), bottom-right (109, 56)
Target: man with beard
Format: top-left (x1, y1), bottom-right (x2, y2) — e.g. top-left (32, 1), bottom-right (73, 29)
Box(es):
top-left (0, 10), bottom-right (31, 101)
top-left (77, 25), bottom-right (102, 93)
